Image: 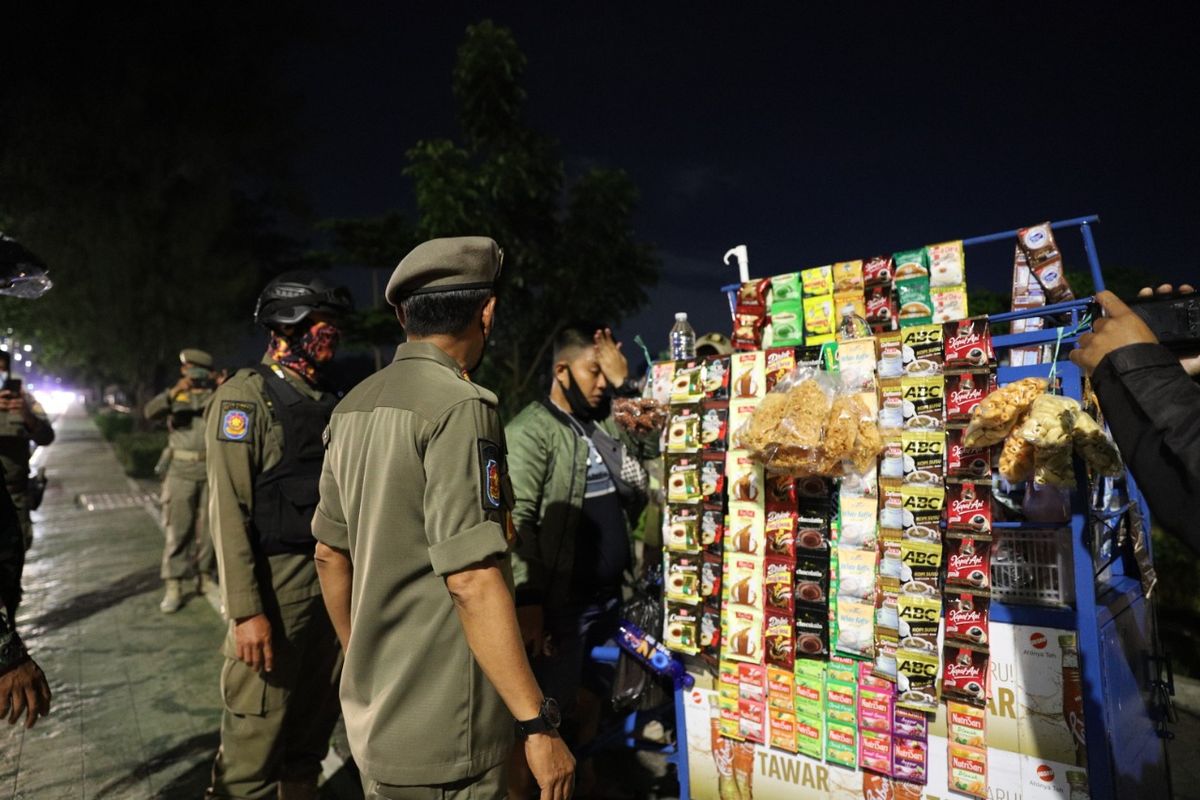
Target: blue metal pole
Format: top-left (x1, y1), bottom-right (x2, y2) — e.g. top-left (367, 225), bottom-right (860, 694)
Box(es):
top-left (1080, 221), bottom-right (1106, 293)
top-left (674, 685), bottom-right (691, 799)
top-left (961, 215), bottom-right (1100, 247)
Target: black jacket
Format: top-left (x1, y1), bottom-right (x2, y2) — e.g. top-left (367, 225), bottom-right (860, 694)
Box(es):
top-left (1092, 343), bottom-right (1200, 553)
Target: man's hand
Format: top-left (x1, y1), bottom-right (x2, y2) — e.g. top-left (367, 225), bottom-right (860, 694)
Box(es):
top-left (0, 659), bottom-right (52, 729)
top-left (516, 605), bottom-right (545, 659)
top-left (170, 376), bottom-right (191, 395)
top-left (525, 730), bottom-right (576, 800)
top-left (233, 614), bottom-right (274, 673)
top-left (1071, 291), bottom-right (1160, 375)
top-left (1137, 283), bottom-right (1200, 376)
top-left (594, 328), bottom-right (629, 388)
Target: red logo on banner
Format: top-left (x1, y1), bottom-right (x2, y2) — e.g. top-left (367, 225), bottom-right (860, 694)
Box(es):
top-left (1030, 631), bottom-right (1048, 650)
top-left (1037, 764), bottom-right (1055, 782)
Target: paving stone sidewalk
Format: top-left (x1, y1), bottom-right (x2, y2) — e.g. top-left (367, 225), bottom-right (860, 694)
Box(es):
top-left (1, 406), bottom-right (227, 798)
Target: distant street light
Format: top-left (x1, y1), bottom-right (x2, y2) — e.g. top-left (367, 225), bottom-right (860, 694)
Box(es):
top-left (22, 344), bottom-right (32, 352)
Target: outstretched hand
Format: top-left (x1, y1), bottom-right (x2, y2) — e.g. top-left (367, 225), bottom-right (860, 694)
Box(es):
top-left (594, 328), bottom-right (629, 388)
top-left (1070, 292), bottom-right (1159, 375)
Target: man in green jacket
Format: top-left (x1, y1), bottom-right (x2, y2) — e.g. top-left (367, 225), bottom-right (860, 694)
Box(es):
top-left (507, 322), bottom-right (651, 796)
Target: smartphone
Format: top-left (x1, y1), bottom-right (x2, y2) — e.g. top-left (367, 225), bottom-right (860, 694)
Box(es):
top-left (1127, 292), bottom-right (1200, 352)
top-left (2, 377), bottom-right (21, 394)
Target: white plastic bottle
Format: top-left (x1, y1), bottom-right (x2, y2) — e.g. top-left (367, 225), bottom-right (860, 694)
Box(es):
top-left (669, 312), bottom-right (696, 360)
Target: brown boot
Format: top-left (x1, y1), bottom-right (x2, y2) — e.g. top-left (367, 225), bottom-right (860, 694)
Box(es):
top-left (277, 779), bottom-right (319, 800)
top-left (159, 579), bottom-right (183, 614)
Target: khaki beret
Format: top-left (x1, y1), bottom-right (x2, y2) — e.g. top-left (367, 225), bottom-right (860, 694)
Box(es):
top-left (385, 236), bottom-right (503, 306)
top-left (179, 348), bottom-right (214, 368)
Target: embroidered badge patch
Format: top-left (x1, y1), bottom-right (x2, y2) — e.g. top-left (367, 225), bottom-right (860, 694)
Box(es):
top-left (478, 439), bottom-right (502, 510)
top-left (217, 401), bottom-right (255, 443)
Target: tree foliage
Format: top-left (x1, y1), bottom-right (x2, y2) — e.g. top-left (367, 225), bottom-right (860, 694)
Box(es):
top-left (0, 4), bottom-right (309, 402)
top-left (328, 21), bottom-right (660, 413)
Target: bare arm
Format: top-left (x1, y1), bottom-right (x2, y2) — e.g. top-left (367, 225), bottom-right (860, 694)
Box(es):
top-left (314, 542), bottom-right (352, 651)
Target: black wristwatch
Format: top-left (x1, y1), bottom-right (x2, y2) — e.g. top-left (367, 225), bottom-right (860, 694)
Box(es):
top-left (515, 697), bottom-right (562, 737)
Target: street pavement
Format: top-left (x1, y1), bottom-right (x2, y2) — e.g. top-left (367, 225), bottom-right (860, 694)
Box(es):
top-left (4, 404), bottom-right (1199, 799)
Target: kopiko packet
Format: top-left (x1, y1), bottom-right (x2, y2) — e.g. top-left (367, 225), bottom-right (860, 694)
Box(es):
top-left (946, 370), bottom-right (995, 423)
top-left (794, 553), bottom-right (830, 608)
top-left (863, 255), bottom-right (894, 286)
top-left (943, 646), bottom-right (990, 708)
top-left (944, 318), bottom-right (994, 368)
top-left (947, 482), bottom-right (993, 535)
top-left (765, 509), bottom-right (797, 557)
top-left (764, 607), bottom-right (795, 668)
top-left (945, 533), bottom-right (993, 591)
top-left (664, 504), bottom-right (701, 552)
top-left (945, 590), bottom-right (990, 648)
top-left (700, 504), bottom-right (725, 554)
top-left (948, 426), bottom-right (993, 479)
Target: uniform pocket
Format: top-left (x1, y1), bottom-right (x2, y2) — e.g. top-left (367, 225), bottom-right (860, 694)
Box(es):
top-left (220, 658), bottom-right (267, 717)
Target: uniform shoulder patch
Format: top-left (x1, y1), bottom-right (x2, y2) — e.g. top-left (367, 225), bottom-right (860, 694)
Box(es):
top-left (478, 439), bottom-right (502, 511)
top-left (217, 400), bottom-right (255, 443)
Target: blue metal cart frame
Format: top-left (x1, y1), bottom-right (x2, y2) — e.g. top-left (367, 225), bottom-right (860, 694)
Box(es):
top-left (699, 215), bottom-right (1173, 800)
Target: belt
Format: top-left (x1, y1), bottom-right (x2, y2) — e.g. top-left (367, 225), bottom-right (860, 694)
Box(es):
top-left (172, 449), bottom-right (206, 463)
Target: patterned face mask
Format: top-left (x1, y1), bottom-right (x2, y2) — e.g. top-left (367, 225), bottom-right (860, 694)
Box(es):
top-left (266, 320), bottom-right (341, 384)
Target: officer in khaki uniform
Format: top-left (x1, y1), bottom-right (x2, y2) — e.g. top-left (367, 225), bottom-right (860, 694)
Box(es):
top-left (0, 349), bottom-right (55, 559)
top-left (144, 348), bottom-right (218, 613)
top-left (313, 237), bottom-right (575, 800)
top-left (206, 272), bottom-right (352, 800)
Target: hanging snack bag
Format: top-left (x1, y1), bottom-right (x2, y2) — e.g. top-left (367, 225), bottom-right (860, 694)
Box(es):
top-left (863, 255), bottom-right (895, 286)
top-left (932, 285), bottom-right (969, 324)
top-left (927, 240), bottom-right (966, 287)
top-left (896, 277), bottom-right (933, 327)
top-left (733, 305), bottom-right (767, 351)
top-left (945, 590), bottom-right (990, 648)
top-left (833, 260), bottom-right (865, 293)
top-left (803, 294), bottom-right (836, 343)
top-left (727, 503), bottom-right (765, 555)
top-left (963, 377), bottom-right (1048, 447)
top-left (702, 355), bottom-right (732, 399)
top-left (737, 277), bottom-right (771, 309)
top-left (801, 265), bottom-right (835, 296)
top-left (770, 272), bottom-right (803, 304)
top-left (665, 455), bottom-right (703, 503)
top-left (945, 534), bottom-right (993, 591)
top-left (665, 602), bottom-right (700, 654)
top-left (665, 505), bottom-right (701, 552)
top-left (943, 646), bottom-right (990, 707)
top-left (1072, 407), bottom-right (1124, 476)
top-left (665, 552), bottom-right (701, 602)
top-left (893, 248), bottom-right (930, 281)
top-left (700, 505), bottom-right (725, 554)
top-left (1017, 222), bottom-right (1075, 304)
top-left (667, 405), bottom-right (702, 453)
top-left (700, 400), bottom-right (729, 449)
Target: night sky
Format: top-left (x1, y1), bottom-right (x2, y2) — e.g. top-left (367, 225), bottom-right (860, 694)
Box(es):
top-left (282, 6), bottom-right (1199, 349)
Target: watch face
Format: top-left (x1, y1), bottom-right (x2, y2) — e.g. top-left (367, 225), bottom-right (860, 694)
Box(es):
top-left (543, 697), bottom-right (562, 728)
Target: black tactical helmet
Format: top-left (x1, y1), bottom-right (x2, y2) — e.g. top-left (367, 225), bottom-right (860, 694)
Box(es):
top-left (253, 271), bottom-right (353, 328)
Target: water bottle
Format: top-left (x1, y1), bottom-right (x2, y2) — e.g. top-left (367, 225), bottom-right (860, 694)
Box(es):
top-left (836, 303), bottom-right (870, 341)
top-left (670, 312), bottom-right (696, 360)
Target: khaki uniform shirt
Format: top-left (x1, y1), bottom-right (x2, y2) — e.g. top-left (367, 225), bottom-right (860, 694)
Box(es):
top-left (144, 385), bottom-right (213, 481)
top-left (0, 394), bottom-right (54, 494)
top-left (207, 359), bottom-right (329, 623)
top-left (313, 342), bottom-right (514, 785)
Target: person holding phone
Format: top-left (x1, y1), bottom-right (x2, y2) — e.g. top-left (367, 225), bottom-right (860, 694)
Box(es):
top-left (0, 350), bottom-right (55, 561)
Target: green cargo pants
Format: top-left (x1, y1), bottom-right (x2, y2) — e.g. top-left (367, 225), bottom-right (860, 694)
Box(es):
top-left (160, 473), bottom-right (214, 580)
top-left (207, 595), bottom-right (342, 800)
